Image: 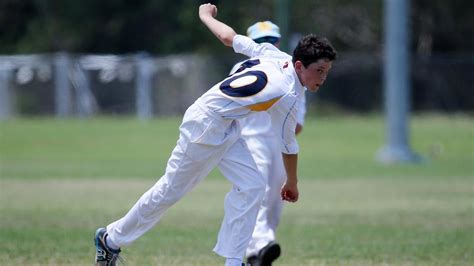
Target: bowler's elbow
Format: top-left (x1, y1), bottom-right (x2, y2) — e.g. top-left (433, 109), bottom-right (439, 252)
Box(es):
top-left (219, 31), bottom-right (236, 47)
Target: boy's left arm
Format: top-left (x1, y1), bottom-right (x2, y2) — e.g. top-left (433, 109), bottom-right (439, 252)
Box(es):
top-left (281, 153), bottom-right (299, 202)
top-left (268, 96), bottom-right (300, 202)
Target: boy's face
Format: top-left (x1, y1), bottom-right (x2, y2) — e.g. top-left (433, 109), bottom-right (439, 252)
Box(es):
top-left (295, 59), bottom-right (332, 92)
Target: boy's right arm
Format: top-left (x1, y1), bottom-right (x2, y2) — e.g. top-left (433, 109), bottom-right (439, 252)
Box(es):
top-left (199, 3), bottom-right (236, 47)
top-left (199, 4), bottom-right (279, 58)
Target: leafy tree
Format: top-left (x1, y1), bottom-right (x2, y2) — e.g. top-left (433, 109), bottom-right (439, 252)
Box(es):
top-left (0, 0), bottom-right (471, 54)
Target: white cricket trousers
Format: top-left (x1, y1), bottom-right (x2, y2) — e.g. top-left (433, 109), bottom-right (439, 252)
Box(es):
top-left (106, 101), bottom-right (266, 260)
top-left (243, 134), bottom-right (286, 257)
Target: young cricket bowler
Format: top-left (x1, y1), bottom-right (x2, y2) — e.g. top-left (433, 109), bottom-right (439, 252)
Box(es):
top-left (94, 3), bottom-right (336, 266)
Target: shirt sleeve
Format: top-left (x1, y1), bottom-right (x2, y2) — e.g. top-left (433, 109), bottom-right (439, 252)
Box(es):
top-left (296, 92), bottom-right (307, 126)
top-left (232, 34), bottom-right (282, 58)
top-left (268, 94), bottom-right (299, 154)
top-left (229, 61), bottom-right (242, 75)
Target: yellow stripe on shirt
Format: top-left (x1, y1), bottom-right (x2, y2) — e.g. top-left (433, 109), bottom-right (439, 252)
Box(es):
top-left (246, 97), bottom-right (281, 111)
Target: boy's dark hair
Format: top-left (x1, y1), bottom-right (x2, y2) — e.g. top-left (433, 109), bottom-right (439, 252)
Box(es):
top-left (292, 34), bottom-right (337, 67)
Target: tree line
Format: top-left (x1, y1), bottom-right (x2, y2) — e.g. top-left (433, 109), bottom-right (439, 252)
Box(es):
top-left (1, 0), bottom-right (472, 55)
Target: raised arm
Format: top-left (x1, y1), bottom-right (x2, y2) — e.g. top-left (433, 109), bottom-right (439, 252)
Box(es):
top-left (199, 3), bottom-right (236, 47)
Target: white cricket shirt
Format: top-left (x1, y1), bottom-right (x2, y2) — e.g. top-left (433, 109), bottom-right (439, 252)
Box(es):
top-left (196, 35), bottom-right (305, 154)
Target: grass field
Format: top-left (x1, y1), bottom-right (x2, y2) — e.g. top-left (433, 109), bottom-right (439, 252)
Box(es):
top-left (0, 115), bottom-right (473, 265)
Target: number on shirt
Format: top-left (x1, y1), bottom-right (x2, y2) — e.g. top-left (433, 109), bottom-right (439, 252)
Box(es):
top-left (220, 59), bottom-right (267, 97)
top-left (220, 70), bottom-right (268, 97)
top-left (233, 59), bottom-right (261, 74)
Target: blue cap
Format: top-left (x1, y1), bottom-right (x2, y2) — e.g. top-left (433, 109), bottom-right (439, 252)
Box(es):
top-left (247, 21), bottom-right (281, 40)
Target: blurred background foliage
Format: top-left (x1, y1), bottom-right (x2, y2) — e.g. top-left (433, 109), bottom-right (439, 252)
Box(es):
top-left (1, 0), bottom-right (472, 54)
top-left (0, 0), bottom-right (472, 114)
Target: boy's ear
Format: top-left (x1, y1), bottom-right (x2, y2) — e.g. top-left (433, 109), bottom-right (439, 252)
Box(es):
top-left (294, 60), bottom-right (304, 72)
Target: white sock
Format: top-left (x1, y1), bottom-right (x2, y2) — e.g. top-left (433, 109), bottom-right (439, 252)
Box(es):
top-left (225, 258), bottom-right (243, 266)
top-left (105, 236), bottom-right (120, 250)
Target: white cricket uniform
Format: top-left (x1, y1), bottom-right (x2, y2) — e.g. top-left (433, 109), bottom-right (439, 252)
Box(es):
top-left (106, 34), bottom-right (305, 260)
top-left (230, 60), bottom-right (306, 257)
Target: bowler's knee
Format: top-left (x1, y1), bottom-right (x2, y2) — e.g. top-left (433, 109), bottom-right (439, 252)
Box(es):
top-left (243, 180), bottom-right (266, 205)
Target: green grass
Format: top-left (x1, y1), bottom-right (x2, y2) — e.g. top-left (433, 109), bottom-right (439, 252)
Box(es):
top-left (0, 117), bottom-right (181, 179)
top-left (0, 115), bottom-right (473, 265)
top-left (1, 115), bottom-right (472, 179)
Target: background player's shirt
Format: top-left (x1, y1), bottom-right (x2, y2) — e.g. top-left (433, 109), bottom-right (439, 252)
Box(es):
top-left (196, 35), bottom-right (305, 154)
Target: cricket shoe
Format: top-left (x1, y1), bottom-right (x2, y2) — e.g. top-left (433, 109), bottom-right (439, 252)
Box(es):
top-left (247, 241), bottom-right (281, 266)
top-left (94, 227), bottom-right (122, 266)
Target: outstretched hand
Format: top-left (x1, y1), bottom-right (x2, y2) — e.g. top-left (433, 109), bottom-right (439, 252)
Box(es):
top-left (199, 3), bottom-right (217, 20)
top-left (281, 182), bottom-right (299, 202)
